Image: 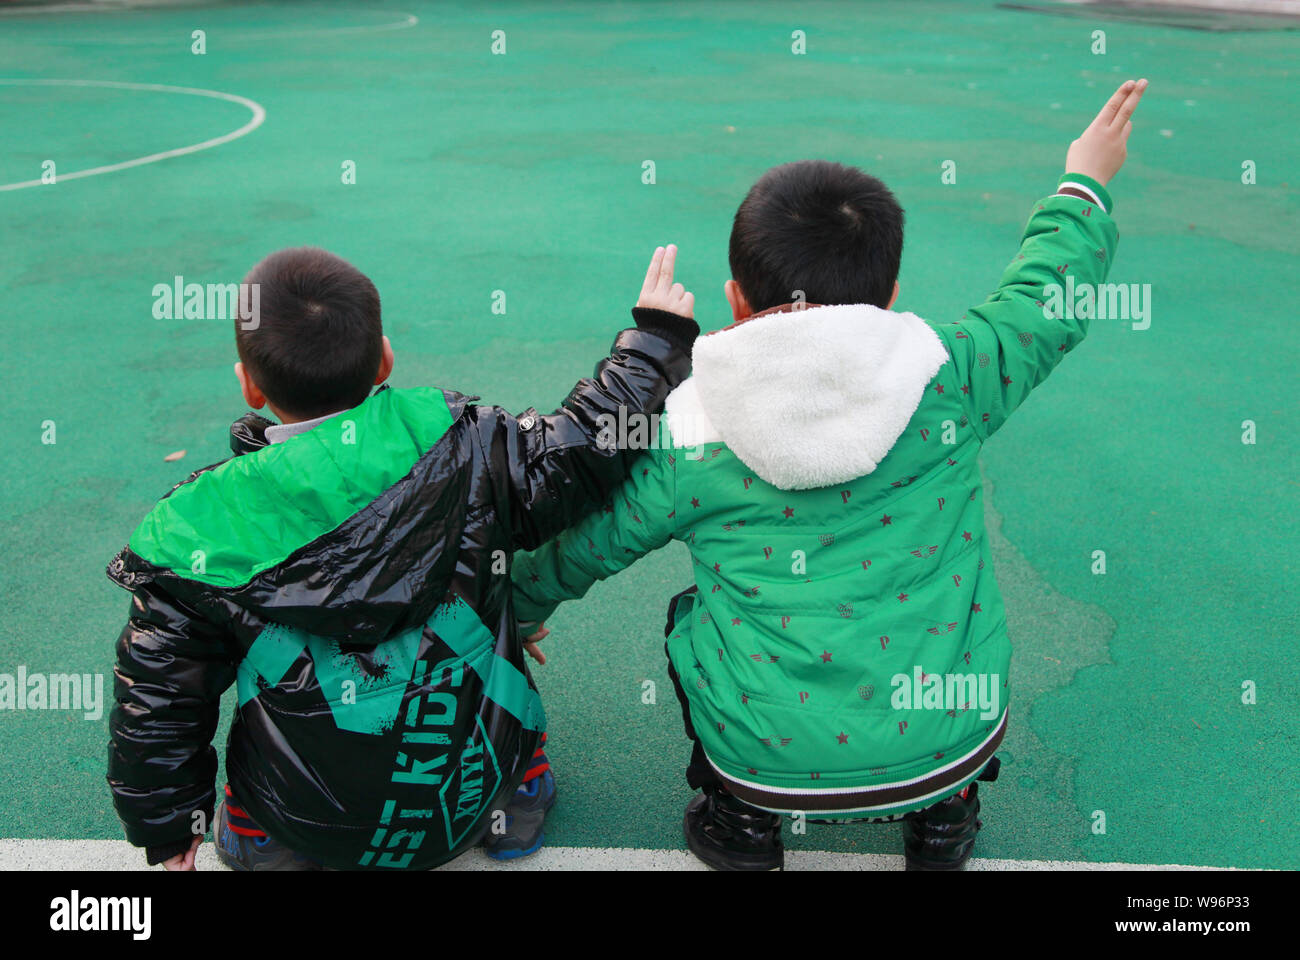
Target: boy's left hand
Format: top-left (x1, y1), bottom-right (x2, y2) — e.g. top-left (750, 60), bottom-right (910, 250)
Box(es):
top-left (522, 623), bottom-right (549, 665)
top-left (636, 244), bottom-right (694, 318)
top-left (162, 834), bottom-right (202, 871)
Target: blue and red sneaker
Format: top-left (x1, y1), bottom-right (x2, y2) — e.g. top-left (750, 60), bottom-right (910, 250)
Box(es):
top-left (213, 788), bottom-right (324, 871)
top-left (483, 768), bottom-right (557, 861)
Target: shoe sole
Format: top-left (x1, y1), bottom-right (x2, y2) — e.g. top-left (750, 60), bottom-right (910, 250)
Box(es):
top-left (904, 855), bottom-right (970, 871)
top-left (485, 831), bottom-right (546, 862)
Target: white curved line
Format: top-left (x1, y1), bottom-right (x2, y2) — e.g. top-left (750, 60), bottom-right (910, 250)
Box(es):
top-left (0, 79), bottom-right (265, 192)
top-left (0, 11), bottom-right (419, 42)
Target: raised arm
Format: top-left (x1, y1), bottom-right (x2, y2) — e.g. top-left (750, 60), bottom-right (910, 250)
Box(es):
top-left (476, 246), bottom-right (697, 552)
top-left (933, 80), bottom-right (1147, 440)
top-left (512, 445), bottom-right (679, 627)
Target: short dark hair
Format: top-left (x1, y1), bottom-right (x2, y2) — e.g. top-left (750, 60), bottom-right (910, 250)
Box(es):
top-left (235, 247), bottom-right (382, 420)
top-left (728, 160), bottom-right (904, 312)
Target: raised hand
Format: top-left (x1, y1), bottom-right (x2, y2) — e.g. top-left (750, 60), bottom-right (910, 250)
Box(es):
top-left (635, 244), bottom-right (694, 318)
top-left (1066, 79), bottom-right (1148, 186)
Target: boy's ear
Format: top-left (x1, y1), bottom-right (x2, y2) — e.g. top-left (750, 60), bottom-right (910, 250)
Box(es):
top-left (374, 335), bottom-right (395, 385)
top-left (724, 280), bottom-right (752, 323)
top-left (234, 361), bottom-right (267, 410)
top-left (887, 280), bottom-right (899, 309)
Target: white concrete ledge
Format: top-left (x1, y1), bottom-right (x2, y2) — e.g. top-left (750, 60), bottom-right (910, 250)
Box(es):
top-left (0, 839), bottom-right (1227, 871)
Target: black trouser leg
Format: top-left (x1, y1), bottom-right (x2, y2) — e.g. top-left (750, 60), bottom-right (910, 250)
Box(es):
top-left (666, 643), bottom-right (785, 870)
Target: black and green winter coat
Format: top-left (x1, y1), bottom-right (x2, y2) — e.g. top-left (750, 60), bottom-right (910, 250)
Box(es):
top-left (105, 310), bottom-right (696, 869)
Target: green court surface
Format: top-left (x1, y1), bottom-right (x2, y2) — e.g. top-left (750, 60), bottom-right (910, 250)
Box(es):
top-left (0, 0), bottom-right (1295, 869)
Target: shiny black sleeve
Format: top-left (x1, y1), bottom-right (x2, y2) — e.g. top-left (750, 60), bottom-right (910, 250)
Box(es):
top-left (476, 309), bottom-right (697, 553)
top-left (106, 582), bottom-right (237, 860)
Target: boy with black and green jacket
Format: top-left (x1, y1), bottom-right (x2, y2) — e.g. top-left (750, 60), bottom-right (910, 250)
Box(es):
top-left (107, 244), bottom-right (698, 870)
top-left (511, 82), bottom-right (1148, 870)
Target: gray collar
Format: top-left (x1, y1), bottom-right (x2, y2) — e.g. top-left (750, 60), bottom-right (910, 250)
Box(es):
top-left (264, 411), bottom-right (343, 445)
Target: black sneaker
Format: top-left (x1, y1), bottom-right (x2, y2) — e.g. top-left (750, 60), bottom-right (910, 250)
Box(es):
top-left (683, 789), bottom-right (784, 871)
top-left (902, 782), bottom-right (984, 871)
top-left (903, 756), bottom-right (1000, 871)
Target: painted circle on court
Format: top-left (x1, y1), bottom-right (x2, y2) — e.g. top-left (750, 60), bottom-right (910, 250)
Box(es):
top-left (0, 7), bottom-right (418, 44)
top-left (0, 79), bottom-right (266, 191)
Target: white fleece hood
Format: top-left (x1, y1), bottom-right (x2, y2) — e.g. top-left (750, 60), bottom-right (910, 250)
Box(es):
top-left (663, 303), bottom-right (950, 491)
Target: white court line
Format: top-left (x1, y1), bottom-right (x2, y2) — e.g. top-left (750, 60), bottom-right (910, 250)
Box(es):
top-left (0, 839), bottom-right (1230, 871)
top-left (0, 79), bottom-right (265, 192)
top-left (0, 7), bottom-right (420, 41)
top-left (0, 2), bottom-right (124, 15)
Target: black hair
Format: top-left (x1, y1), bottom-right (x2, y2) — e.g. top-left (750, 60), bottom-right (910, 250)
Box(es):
top-left (235, 247), bottom-right (382, 420)
top-left (728, 160), bottom-right (904, 312)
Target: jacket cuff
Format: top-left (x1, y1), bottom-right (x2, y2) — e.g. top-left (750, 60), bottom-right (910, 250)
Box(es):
top-left (630, 307), bottom-right (700, 353)
top-left (1057, 172), bottom-right (1113, 215)
top-left (145, 837), bottom-right (193, 866)
top-left (516, 595), bottom-right (560, 625)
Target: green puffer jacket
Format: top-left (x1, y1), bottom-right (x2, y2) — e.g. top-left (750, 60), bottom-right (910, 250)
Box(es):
top-left (513, 176), bottom-right (1117, 817)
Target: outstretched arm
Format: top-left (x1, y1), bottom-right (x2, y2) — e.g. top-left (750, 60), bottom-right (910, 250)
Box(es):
top-left (512, 445), bottom-right (678, 629)
top-left (933, 79), bottom-right (1147, 440)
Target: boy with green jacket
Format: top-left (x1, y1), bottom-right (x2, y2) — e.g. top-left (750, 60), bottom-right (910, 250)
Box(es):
top-left (512, 81), bottom-right (1148, 870)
